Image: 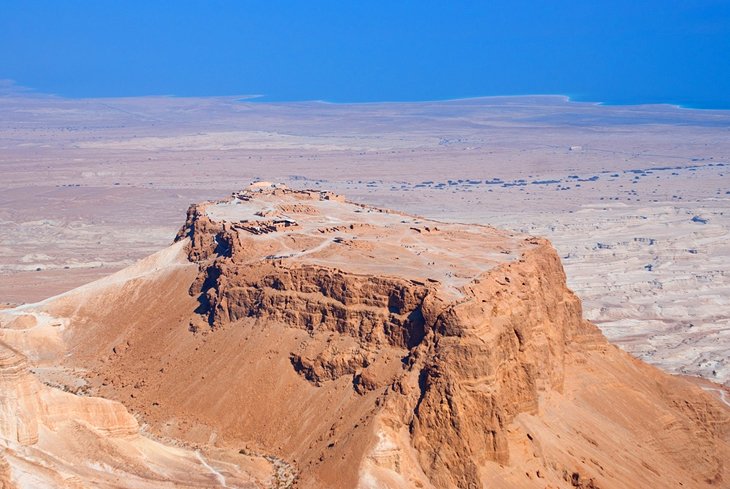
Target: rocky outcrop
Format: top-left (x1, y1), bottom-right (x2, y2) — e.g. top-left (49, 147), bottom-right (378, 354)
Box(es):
top-left (175, 188), bottom-right (619, 488)
top-left (16, 185), bottom-right (724, 489)
top-left (195, 261), bottom-right (431, 348)
top-left (179, 200), bottom-right (433, 350)
top-left (0, 342), bottom-right (139, 444)
top-left (404, 244), bottom-right (592, 488)
top-left (0, 343), bottom-right (41, 446)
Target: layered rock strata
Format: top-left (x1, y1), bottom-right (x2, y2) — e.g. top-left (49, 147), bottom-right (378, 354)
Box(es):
top-left (0, 183), bottom-right (726, 488)
top-left (166, 184), bottom-right (728, 488)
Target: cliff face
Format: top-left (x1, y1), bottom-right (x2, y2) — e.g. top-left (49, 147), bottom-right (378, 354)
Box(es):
top-left (194, 260), bottom-right (431, 350)
top-left (3, 184), bottom-right (726, 489)
top-left (406, 246), bottom-right (588, 488)
top-left (0, 342), bottom-right (139, 445)
top-left (180, 199), bottom-right (583, 488)
top-left (159, 186), bottom-right (729, 488)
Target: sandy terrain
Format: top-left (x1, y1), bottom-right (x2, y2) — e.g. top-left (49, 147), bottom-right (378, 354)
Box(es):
top-left (1, 92), bottom-right (729, 391)
top-left (0, 185), bottom-right (727, 488)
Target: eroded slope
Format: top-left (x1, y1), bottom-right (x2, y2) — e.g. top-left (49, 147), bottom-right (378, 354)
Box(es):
top-left (1, 184), bottom-right (728, 488)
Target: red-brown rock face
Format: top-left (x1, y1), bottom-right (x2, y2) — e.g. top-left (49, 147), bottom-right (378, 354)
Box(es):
top-left (0, 185), bottom-right (730, 489)
top-left (9, 184), bottom-right (723, 489)
top-left (406, 246), bottom-right (592, 487)
top-left (168, 185), bottom-right (656, 488)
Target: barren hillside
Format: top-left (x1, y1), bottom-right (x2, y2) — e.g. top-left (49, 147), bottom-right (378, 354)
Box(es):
top-left (0, 184), bottom-right (727, 488)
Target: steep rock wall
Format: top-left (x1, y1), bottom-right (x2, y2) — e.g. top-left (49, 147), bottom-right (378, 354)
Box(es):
top-left (405, 244), bottom-right (592, 488)
top-left (178, 201), bottom-right (593, 488)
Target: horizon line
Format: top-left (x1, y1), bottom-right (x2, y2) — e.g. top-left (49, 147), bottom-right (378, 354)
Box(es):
top-left (1, 80), bottom-right (728, 113)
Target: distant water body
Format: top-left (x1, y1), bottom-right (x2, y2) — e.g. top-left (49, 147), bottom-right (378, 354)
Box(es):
top-left (5, 81), bottom-right (729, 111)
top-left (249, 92), bottom-right (730, 111)
top-left (566, 94), bottom-right (730, 111)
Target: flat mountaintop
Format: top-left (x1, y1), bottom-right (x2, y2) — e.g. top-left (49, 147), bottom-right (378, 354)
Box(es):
top-left (199, 183), bottom-right (532, 297)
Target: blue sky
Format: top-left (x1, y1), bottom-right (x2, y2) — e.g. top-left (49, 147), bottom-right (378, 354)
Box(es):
top-left (1, 1), bottom-right (729, 107)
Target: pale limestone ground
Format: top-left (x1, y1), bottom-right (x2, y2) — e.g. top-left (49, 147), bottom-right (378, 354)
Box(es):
top-left (1, 93), bottom-right (728, 385)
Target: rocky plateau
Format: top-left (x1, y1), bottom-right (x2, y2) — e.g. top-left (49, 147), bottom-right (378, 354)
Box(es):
top-left (0, 183), bottom-right (728, 488)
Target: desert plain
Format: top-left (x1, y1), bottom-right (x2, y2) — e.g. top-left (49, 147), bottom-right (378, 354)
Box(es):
top-left (2, 92), bottom-right (728, 388)
top-left (0, 91), bottom-right (729, 488)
